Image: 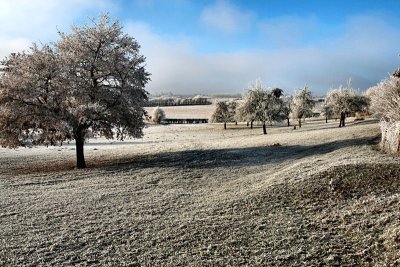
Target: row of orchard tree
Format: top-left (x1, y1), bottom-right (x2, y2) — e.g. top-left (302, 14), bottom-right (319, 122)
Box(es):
top-left (211, 79), bottom-right (370, 134)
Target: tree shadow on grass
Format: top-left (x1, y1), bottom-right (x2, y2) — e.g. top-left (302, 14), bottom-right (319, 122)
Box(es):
top-left (2, 135), bottom-right (379, 177)
top-left (101, 135), bottom-right (380, 172)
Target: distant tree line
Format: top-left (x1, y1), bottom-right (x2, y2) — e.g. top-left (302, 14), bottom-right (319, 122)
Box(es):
top-left (146, 96), bottom-right (211, 106)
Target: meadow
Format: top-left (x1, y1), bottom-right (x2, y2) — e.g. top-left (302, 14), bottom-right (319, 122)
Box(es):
top-left (1, 116), bottom-right (400, 266)
top-left (144, 104), bottom-right (215, 119)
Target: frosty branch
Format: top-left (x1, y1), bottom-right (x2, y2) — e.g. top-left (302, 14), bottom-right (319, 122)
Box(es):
top-left (0, 14), bottom-right (150, 168)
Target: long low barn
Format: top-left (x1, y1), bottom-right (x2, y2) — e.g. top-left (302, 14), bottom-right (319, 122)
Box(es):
top-left (163, 118), bottom-right (208, 124)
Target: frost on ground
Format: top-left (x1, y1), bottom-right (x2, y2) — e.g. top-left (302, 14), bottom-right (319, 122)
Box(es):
top-left (144, 105), bottom-right (214, 120)
top-left (1, 118), bottom-right (400, 266)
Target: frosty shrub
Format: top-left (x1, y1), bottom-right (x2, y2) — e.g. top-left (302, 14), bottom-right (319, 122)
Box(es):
top-left (368, 74), bottom-right (400, 153)
top-left (368, 75), bottom-right (400, 121)
top-left (0, 15), bottom-right (150, 168)
top-left (152, 107), bottom-right (166, 124)
top-left (379, 119), bottom-right (400, 154)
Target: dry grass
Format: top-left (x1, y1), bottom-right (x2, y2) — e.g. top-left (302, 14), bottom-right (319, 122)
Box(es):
top-left (1, 118), bottom-right (400, 266)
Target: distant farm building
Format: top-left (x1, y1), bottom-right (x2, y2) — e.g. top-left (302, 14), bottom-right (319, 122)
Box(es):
top-left (163, 118), bottom-right (209, 124)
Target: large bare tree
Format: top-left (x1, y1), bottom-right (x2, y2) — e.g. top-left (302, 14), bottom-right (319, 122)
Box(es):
top-left (0, 15), bottom-right (150, 168)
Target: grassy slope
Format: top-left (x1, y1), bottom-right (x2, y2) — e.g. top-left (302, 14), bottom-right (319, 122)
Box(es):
top-left (1, 118), bottom-right (400, 266)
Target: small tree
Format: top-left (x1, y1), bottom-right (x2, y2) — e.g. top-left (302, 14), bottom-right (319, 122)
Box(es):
top-left (282, 95), bottom-right (292, 127)
top-left (291, 85), bottom-right (314, 128)
top-left (326, 87), bottom-right (352, 127)
top-left (238, 87), bottom-right (258, 129)
top-left (228, 101), bottom-right (238, 125)
top-left (325, 81), bottom-right (369, 127)
top-left (322, 104), bottom-right (334, 123)
top-left (211, 101), bottom-right (231, 129)
top-left (152, 107), bottom-right (166, 124)
top-left (0, 15), bottom-right (150, 168)
top-left (240, 80), bottom-right (285, 134)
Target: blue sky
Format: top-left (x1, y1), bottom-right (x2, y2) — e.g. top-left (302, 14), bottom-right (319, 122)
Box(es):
top-left (1, 0), bottom-right (399, 95)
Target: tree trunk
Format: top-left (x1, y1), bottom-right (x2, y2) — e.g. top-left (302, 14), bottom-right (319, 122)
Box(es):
top-left (263, 122), bottom-right (267, 134)
top-left (287, 117), bottom-right (290, 127)
top-left (251, 120), bottom-right (253, 129)
top-left (339, 112), bottom-right (346, 127)
top-left (224, 122), bottom-right (227, 130)
top-left (342, 113), bottom-right (346, 127)
top-left (235, 121), bottom-right (237, 125)
top-left (326, 117), bottom-right (328, 123)
top-left (298, 118), bottom-right (302, 128)
top-left (75, 127), bottom-right (86, 169)
top-left (247, 121), bottom-right (249, 127)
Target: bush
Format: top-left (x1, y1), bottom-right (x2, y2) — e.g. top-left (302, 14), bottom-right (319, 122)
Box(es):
top-left (368, 74), bottom-right (400, 153)
top-left (151, 107), bottom-right (166, 124)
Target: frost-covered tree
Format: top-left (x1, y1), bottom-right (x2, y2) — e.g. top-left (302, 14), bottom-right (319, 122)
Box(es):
top-left (281, 95), bottom-right (292, 127)
top-left (367, 75), bottom-right (400, 121)
top-left (238, 88), bottom-right (258, 129)
top-left (326, 88), bottom-right (353, 127)
top-left (228, 101), bottom-right (238, 125)
top-left (0, 15), bottom-right (150, 168)
top-left (368, 71), bottom-right (400, 153)
top-left (240, 80), bottom-right (284, 134)
top-left (152, 107), bottom-right (166, 124)
top-left (211, 101), bottom-right (233, 129)
top-left (325, 82), bottom-right (369, 128)
top-left (322, 104), bottom-right (334, 123)
top-left (291, 85), bottom-right (314, 128)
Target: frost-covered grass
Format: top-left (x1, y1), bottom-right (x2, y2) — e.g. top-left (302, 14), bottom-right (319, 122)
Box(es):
top-left (1, 118), bottom-right (400, 266)
top-left (144, 105), bottom-right (215, 119)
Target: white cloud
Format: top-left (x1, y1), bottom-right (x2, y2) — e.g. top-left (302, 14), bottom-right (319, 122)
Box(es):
top-left (200, 0), bottom-right (252, 35)
top-left (0, 0), bottom-right (114, 59)
top-left (1, 2), bottom-right (398, 96)
top-left (126, 15), bottom-right (400, 95)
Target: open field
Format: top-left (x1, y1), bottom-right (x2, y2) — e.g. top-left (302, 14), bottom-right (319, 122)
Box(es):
top-left (144, 105), bottom-right (215, 119)
top-left (1, 118), bottom-right (400, 266)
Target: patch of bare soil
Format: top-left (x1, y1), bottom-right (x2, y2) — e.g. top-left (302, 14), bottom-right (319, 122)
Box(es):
top-left (1, 118), bottom-right (400, 266)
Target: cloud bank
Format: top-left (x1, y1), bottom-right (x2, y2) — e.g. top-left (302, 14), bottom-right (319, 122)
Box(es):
top-left (133, 14), bottom-right (399, 95)
top-left (0, 1), bottom-right (399, 96)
